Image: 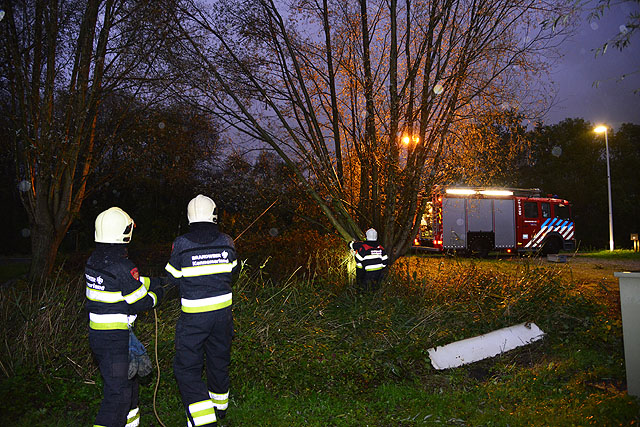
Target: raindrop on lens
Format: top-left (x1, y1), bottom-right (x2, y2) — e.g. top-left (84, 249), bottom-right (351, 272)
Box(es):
top-left (158, 122), bottom-right (165, 129)
top-left (21, 228), bottom-right (31, 238)
top-left (433, 84), bottom-right (444, 95)
top-left (18, 180), bottom-right (30, 192)
top-left (590, 22), bottom-right (599, 31)
top-left (269, 228), bottom-right (279, 237)
top-left (619, 25), bottom-right (628, 34)
top-left (552, 146), bottom-right (562, 157)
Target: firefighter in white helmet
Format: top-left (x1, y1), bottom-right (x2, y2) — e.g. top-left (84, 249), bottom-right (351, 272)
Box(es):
top-left (349, 228), bottom-right (388, 293)
top-left (165, 195), bottom-right (238, 426)
top-left (85, 207), bottom-right (165, 427)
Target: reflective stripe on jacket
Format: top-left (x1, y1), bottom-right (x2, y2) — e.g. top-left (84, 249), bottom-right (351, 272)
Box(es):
top-left (85, 244), bottom-right (159, 331)
top-left (165, 222), bottom-right (237, 313)
top-left (349, 240), bottom-right (388, 271)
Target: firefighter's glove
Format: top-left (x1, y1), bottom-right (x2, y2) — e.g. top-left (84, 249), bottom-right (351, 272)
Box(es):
top-left (128, 330), bottom-right (152, 379)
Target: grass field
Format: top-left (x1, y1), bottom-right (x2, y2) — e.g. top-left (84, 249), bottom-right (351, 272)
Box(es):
top-left (1, 251), bottom-right (639, 426)
top-left (577, 249), bottom-right (640, 261)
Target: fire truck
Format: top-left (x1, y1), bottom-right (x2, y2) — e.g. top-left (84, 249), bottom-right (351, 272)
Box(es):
top-left (415, 187), bottom-right (575, 257)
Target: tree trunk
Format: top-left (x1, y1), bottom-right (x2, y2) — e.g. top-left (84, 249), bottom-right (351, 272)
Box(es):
top-left (28, 220), bottom-right (66, 283)
top-left (4, 0), bottom-right (117, 282)
top-left (25, 174), bottom-right (71, 282)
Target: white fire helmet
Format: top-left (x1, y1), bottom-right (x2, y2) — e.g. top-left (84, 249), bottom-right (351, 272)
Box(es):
top-left (95, 207), bottom-right (135, 244)
top-left (187, 194), bottom-right (218, 224)
top-left (366, 228), bottom-right (378, 241)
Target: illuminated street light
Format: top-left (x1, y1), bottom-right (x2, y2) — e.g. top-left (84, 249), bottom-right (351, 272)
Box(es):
top-left (595, 125), bottom-right (614, 251)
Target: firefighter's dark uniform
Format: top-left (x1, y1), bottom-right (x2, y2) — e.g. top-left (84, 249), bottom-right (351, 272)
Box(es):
top-left (85, 244), bottom-right (164, 427)
top-left (349, 239), bottom-right (388, 292)
top-left (165, 222), bottom-right (237, 426)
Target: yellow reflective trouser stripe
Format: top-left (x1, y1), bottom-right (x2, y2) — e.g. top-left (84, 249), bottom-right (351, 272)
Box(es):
top-left (182, 293), bottom-right (232, 313)
top-left (89, 313), bottom-right (129, 330)
top-left (126, 407), bottom-right (140, 427)
top-left (89, 322), bottom-right (128, 330)
top-left (189, 399), bottom-right (216, 426)
top-left (89, 321), bottom-right (128, 330)
top-left (209, 391), bottom-right (229, 409)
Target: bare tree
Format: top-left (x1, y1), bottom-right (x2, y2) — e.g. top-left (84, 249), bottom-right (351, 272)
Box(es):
top-left (171, 0), bottom-right (567, 262)
top-left (0, 0), bottom-right (188, 281)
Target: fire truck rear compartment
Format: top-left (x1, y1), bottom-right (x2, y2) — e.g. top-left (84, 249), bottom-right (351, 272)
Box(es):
top-left (442, 197), bottom-right (516, 257)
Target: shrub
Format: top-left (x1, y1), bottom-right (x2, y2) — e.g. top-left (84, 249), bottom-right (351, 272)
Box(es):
top-left (0, 269), bottom-right (92, 380)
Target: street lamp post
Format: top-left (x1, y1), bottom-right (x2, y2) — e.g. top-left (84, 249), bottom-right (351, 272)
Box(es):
top-left (595, 125), bottom-right (614, 251)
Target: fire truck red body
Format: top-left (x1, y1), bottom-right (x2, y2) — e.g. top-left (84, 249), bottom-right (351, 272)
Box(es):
top-left (415, 187), bottom-right (575, 256)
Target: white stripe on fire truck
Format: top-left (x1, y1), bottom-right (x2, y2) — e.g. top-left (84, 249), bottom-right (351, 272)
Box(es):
top-left (531, 232), bottom-right (549, 247)
top-left (525, 228), bottom-right (545, 248)
top-left (525, 218), bottom-right (552, 248)
top-left (552, 221), bottom-right (567, 235)
top-left (561, 222), bottom-right (574, 239)
top-left (526, 220), bottom-right (574, 249)
top-left (563, 225), bottom-right (574, 240)
top-left (525, 218), bottom-right (565, 248)
top-left (557, 221), bottom-right (569, 233)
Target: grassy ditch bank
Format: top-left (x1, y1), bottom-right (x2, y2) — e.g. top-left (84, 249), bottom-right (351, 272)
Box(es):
top-left (1, 254), bottom-right (638, 426)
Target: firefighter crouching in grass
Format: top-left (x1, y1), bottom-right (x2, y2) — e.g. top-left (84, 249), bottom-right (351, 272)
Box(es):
top-left (85, 207), bottom-right (165, 427)
top-left (165, 195), bottom-right (238, 426)
top-left (349, 228), bottom-right (389, 293)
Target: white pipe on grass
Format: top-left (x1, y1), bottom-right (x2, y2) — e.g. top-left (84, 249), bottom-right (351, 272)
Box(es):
top-left (427, 322), bottom-right (545, 370)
